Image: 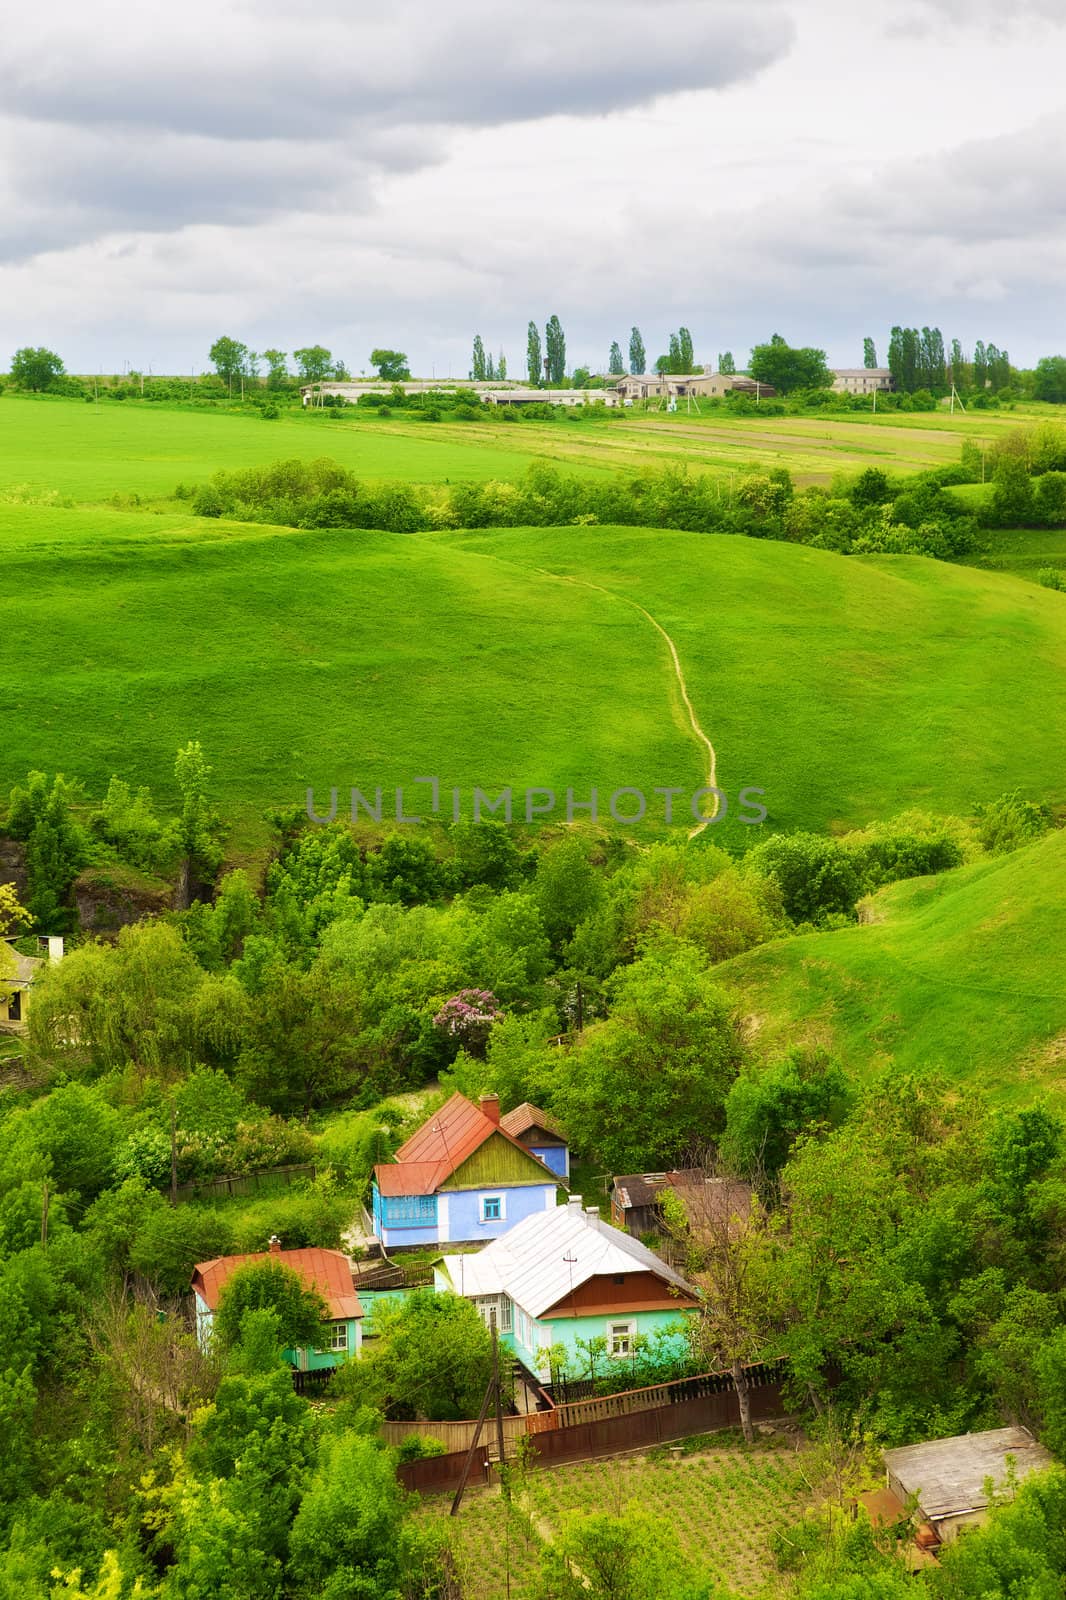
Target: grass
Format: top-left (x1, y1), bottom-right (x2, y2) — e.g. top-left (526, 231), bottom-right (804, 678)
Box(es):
top-left (719, 828), bottom-right (1066, 1102)
top-left (0, 394), bottom-right (1051, 505)
top-left (424, 1434), bottom-right (810, 1599)
top-left (438, 526), bottom-right (1066, 846)
top-left (3, 508), bottom-right (1066, 857)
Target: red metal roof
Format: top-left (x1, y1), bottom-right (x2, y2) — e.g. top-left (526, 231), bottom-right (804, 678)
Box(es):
top-left (376, 1092), bottom-right (556, 1197)
top-left (191, 1247), bottom-right (362, 1321)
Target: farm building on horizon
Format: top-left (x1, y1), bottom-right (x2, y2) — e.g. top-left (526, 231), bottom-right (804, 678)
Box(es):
top-left (612, 371), bottom-right (777, 402)
top-left (831, 367), bottom-right (894, 394)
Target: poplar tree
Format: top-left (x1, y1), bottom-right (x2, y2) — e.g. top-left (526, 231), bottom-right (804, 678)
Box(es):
top-left (629, 326), bottom-right (646, 375)
top-left (608, 341), bottom-right (625, 375)
top-left (668, 333), bottom-right (682, 373)
top-left (545, 315), bottom-right (566, 385)
top-left (486, 352), bottom-right (495, 380)
top-left (863, 336), bottom-right (877, 368)
top-left (887, 326), bottom-right (905, 391)
top-left (901, 328), bottom-right (918, 392)
top-left (498, 351), bottom-right (507, 380)
top-left (950, 339), bottom-right (966, 391)
top-left (526, 322), bottom-right (542, 385)
top-left (678, 326), bottom-right (694, 371)
top-left (470, 335), bottom-right (486, 381)
top-left (718, 351), bottom-right (736, 374)
top-left (973, 340), bottom-right (988, 391)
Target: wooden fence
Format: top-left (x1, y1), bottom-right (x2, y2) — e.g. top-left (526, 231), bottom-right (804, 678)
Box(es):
top-left (174, 1163), bottom-right (316, 1204)
top-left (383, 1362), bottom-right (786, 1461)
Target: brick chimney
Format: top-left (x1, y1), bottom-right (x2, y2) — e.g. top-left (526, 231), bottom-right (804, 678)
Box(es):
top-left (268, 1235), bottom-right (282, 1254)
top-left (480, 1093), bottom-right (500, 1126)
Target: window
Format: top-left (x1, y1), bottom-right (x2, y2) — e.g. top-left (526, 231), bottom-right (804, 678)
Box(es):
top-left (608, 1320), bottom-right (636, 1358)
top-left (499, 1296), bottom-right (513, 1333)
top-left (384, 1194), bottom-right (437, 1227)
top-left (480, 1194), bottom-right (504, 1223)
top-left (315, 1323), bottom-right (350, 1355)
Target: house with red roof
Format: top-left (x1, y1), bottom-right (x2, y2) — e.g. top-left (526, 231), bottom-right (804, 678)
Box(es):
top-left (191, 1238), bottom-right (363, 1372)
top-left (500, 1101), bottom-right (570, 1179)
top-left (371, 1092), bottom-right (564, 1250)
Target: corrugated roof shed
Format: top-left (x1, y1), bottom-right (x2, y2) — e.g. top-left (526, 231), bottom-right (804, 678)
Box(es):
top-left (500, 1102), bottom-right (565, 1141)
top-left (191, 1247), bottom-right (362, 1321)
top-left (439, 1199), bottom-right (695, 1318)
top-left (884, 1427), bottom-right (1054, 1520)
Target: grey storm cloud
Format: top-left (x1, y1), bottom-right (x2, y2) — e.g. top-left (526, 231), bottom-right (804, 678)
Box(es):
top-left (4, 0), bottom-right (793, 139)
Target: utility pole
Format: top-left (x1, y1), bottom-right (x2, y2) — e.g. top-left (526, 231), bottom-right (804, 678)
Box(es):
top-left (491, 1311), bottom-right (506, 1470)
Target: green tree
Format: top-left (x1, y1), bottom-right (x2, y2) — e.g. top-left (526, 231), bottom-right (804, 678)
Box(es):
top-left (1033, 355), bottom-right (1066, 404)
top-left (550, 943), bottom-right (745, 1170)
top-left (628, 326), bottom-right (646, 374)
top-left (721, 1047), bottom-right (854, 1183)
top-left (174, 739), bottom-right (223, 892)
top-left (212, 1259), bottom-right (328, 1356)
top-left (668, 332), bottom-right (682, 373)
top-left (7, 772), bottom-right (87, 930)
top-left (19, 1082), bottom-right (120, 1200)
top-left (718, 350), bottom-right (735, 374)
top-left (747, 832), bottom-right (860, 924)
top-left (346, 1289), bottom-right (493, 1420)
top-left (288, 1433), bottom-right (441, 1599)
top-left (261, 349), bottom-right (288, 390)
top-left (749, 334), bottom-right (830, 394)
top-left (498, 350), bottom-right (507, 380)
top-left (486, 351), bottom-right (496, 380)
top-left (292, 346), bottom-right (333, 383)
top-left (470, 335), bottom-right (487, 381)
top-left (541, 1508), bottom-right (710, 1600)
top-left (973, 338), bottom-right (988, 391)
top-left (863, 337), bottom-right (877, 368)
top-left (545, 315), bottom-right (566, 385)
top-left (887, 325), bottom-right (904, 391)
top-left (678, 326), bottom-right (694, 371)
top-left (950, 337), bottom-right (967, 391)
top-left (532, 837), bottom-right (604, 951)
top-left (208, 336), bottom-right (250, 391)
top-left (526, 321), bottom-right (542, 384)
top-left (369, 349), bottom-right (410, 380)
top-left (10, 347), bottom-right (65, 391)
top-left (608, 341), bottom-right (625, 375)
top-left (989, 456), bottom-right (1036, 526)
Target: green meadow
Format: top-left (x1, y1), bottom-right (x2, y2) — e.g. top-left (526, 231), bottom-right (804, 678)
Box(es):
top-left (0, 392), bottom-right (1050, 503)
top-left (2, 500), bottom-right (1064, 856)
top-left (719, 829), bottom-right (1066, 1102)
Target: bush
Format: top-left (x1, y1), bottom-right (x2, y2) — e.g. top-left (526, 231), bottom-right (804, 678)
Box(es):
top-left (1038, 567), bottom-right (1066, 591)
top-left (395, 1434), bottom-right (447, 1462)
top-left (975, 792), bottom-right (1051, 855)
top-left (747, 833), bottom-right (860, 925)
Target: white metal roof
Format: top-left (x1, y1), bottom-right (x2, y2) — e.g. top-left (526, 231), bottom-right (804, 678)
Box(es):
top-left (439, 1200), bottom-right (694, 1320)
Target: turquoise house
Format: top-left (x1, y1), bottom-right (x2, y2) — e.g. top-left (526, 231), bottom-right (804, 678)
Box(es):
top-left (434, 1198), bottom-right (698, 1381)
top-left (191, 1240), bottom-right (363, 1372)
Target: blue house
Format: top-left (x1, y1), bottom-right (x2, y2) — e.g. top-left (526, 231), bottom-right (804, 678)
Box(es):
top-left (371, 1092), bottom-right (563, 1251)
top-left (500, 1102), bottom-right (570, 1179)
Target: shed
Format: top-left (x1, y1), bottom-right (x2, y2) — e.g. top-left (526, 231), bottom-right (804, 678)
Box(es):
top-left (884, 1426), bottom-right (1054, 1543)
top-left (500, 1102), bottom-right (570, 1179)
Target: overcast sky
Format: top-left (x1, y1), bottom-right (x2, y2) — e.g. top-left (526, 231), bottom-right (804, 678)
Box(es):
top-left (2, 0), bottom-right (1064, 377)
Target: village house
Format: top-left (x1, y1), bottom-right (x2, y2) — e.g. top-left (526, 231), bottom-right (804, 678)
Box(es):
top-left (882, 1426), bottom-right (1054, 1545)
top-left (434, 1196), bottom-right (699, 1381)
top-left (499, 1102), bottom-right (570, 1179)
top-left (831, 367), bottom-right (894, 394)
top-left (612, 371), bottom-right (777, 403)
top-left (0, 936), bottom-right (63, 1032)
top-left (191, 1239), bottom-right (363, 1371)
top-left (371, 1092), bottom-right (563, 1251)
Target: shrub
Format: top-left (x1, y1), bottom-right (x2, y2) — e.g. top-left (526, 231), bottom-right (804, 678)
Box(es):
top-left (1038, 567), bottom-right (1065, 591)
top-left (975, 792), bottom-right (1051, 855)
top-left (747, 832), bottom-right (860, 925)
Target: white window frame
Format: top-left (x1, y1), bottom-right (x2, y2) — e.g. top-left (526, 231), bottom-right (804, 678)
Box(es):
top-left (499, 1295), bottom-right (513, 1333)
top-left (608, 1319), bottom-right (636, 1358)
top-left (480, 1192), bottom-right (506, 1224)
top-left (316, 1322), bottom-right (349, 1354)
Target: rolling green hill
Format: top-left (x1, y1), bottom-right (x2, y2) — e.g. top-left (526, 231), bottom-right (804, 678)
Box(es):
top-left (439, 527), bottom-right (1066, 842)
top-left (2, 509), bottom-right (1065, 855)
top-left (717, 829), bottom-right (1066, 1102)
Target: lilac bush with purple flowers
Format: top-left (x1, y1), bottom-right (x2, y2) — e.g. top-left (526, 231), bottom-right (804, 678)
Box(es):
top-left (432, 988), bottom-right (501, 1056)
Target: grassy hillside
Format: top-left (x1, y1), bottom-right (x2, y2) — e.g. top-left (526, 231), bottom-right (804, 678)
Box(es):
top-left (440, 527), bottom-right (1066, 842)
top-left (3, 510), bottom-right (1066, 856)
top-left (0, 507), bottom-right (697, 853)
top-left (719, 829), bottom-right (1066, 1102)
